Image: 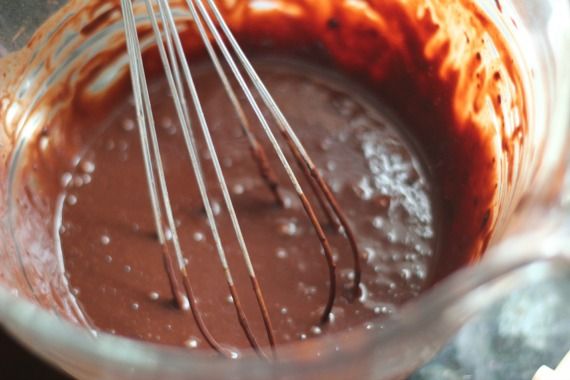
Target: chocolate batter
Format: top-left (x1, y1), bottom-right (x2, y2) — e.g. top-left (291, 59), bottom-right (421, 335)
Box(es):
top-left (60, 60), bottom-right (436, 351)
top-left (1, 0), bottom-right (526, 360)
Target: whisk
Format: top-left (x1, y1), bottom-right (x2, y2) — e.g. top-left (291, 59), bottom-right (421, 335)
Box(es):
top-left (119, 0), bottom-right (361, 358)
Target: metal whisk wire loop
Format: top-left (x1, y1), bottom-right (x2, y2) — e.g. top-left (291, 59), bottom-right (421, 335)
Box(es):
top-left (119, 0), bottom-right (362, 358)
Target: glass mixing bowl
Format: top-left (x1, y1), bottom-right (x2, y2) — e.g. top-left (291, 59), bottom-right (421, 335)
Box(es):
top-left (0, 0), bottom-right (569, 379)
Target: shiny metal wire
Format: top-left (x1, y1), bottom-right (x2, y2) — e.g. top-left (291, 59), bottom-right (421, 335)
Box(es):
top-left (119, 0), bottom-right (362, 358)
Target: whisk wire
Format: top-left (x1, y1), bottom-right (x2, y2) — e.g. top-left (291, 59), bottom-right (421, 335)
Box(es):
top-left (202, 0), bottom-right (362, 298)
top-left (158, 0), bottom-right (280, 353)
top-left (122, 0), bottom-right (225, 354)
top-left (175, 0), bottom-right (280, 352)
top-left (120, 0), bottom-right (364, 356)
top-left (189, 0), bottom-right (342, 320)
top-left (120, 0), bottom-right (189, 311)
top-left (145, 0), bottom-right (271, 355)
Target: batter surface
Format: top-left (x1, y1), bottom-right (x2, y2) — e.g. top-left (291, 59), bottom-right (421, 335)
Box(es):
top-left (60, 60), bottom-right (436, 351)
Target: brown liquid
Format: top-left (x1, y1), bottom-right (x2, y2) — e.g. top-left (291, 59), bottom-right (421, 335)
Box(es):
top-left (2, 0), bottom-right (526, 359)
top-left (60, 60), bottom-right (436, 351)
